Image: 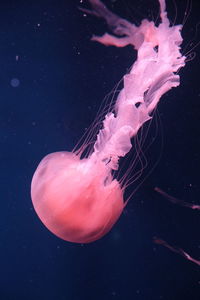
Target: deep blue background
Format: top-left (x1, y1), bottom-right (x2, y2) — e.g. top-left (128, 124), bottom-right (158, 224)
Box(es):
top-left (1, 0), bottom-right (200, 299)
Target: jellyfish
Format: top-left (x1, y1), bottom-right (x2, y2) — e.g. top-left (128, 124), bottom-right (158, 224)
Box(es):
top-left (154, 237), bottom-right (200, 267)
top-left (155, 187), bottom-right (200, 210)
top-left (153, 188), bottom-right (200, 266)
top-left (31, 0), bottom-right (186, 243)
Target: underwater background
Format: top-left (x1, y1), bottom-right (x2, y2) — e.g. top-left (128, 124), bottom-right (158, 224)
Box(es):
top-left (1, 0), bottom-right (200, 299)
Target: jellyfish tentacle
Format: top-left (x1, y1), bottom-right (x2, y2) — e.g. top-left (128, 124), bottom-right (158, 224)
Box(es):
top-left (154, 237), bottom-right (200, 267)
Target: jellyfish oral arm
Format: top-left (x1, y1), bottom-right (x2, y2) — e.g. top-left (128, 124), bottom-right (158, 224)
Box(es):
top-left (88, 0), bottom-right (185, 171)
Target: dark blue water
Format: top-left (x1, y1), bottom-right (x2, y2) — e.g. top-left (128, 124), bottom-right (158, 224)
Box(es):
top-left (1, 0), bottom-right (200, 299)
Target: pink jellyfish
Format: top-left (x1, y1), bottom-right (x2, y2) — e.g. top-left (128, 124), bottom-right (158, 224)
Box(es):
top-left (31, 0), bottom-right (186, 243)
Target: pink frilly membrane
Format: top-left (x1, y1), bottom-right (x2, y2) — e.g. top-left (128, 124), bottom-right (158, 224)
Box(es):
top-left (31, 0), bottom-right (186, 243)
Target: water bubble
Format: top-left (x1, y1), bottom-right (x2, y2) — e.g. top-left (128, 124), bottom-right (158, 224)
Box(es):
top-left (10, 78), bottom-right (20, 87)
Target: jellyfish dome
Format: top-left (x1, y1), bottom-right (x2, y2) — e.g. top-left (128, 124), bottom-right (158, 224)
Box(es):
top-left (31, 152), bottom-right (124, 243)
top-left (31, 0), bottom-right (186, 243)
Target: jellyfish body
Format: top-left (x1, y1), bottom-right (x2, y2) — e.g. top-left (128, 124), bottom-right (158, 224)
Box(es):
top-left (31, 0), bottom-right (186, 243)
top-left (31, 152), bottom-right (123, 243)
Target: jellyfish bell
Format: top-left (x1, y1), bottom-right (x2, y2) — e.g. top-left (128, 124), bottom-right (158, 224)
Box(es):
top-left (31, 0), bottom-right (186, 243)
top-left (31, 151), bottom-right (124, 243)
